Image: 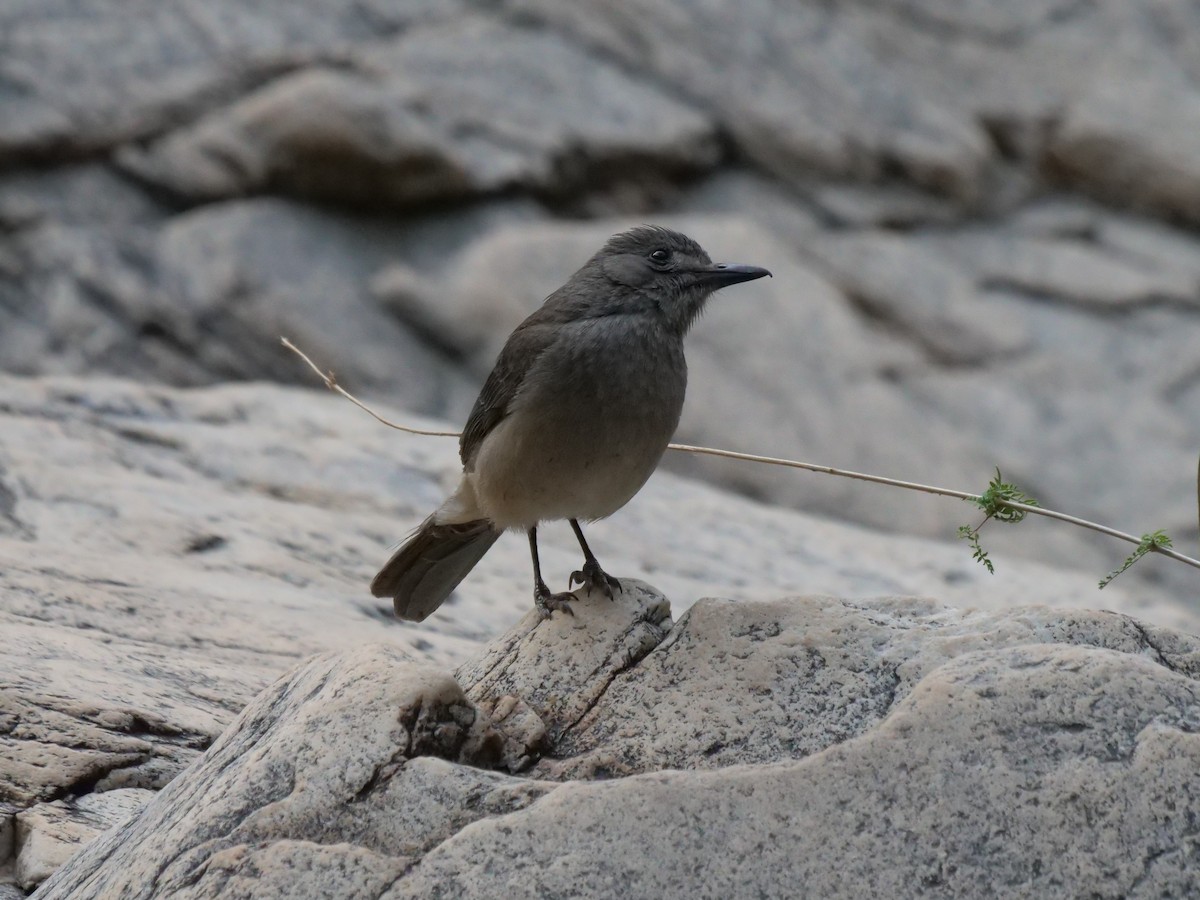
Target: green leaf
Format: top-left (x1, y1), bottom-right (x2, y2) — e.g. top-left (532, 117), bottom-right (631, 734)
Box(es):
top-left (973, 467), bottom-right (1039, 523)
top-left (958, 469), bottom-right (1039, 575)
top-left (957, 523), bottom-right (994, 575)
top-left (1099, 529), bottom-right (1173, 589)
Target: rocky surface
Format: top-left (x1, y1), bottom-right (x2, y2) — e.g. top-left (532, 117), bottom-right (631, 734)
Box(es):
top-left (33, 585), bottom-right (1200, 899)
top-left (2, 374), bottom-right (1198, 893)
top-left (7, 1), bottom-right (1200, 891)
top-left (5, 0), bottom-right (1200, 603)
top-left (12, 789), bottom-right (154, 891)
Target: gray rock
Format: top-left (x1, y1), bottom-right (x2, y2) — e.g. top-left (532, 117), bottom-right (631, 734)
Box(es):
top-left (506, 0), bottom-right (994, 199)
top-left (0, 193), bottom-right (484, 411)
top-left (0, 0), bottom-right (466, 163)
top-left (399, 642), bottom-right (1200, 899)
top-left (0, 801), bottom-right (13, 865)
top-left (34, 588), bottom-right (1200, 898)
top-left (936, 231), bottom-right (1199, 309)
top-left (532, 596), bottom-right (1200, 780)
top-left (808, 182), bottom-right (962, 229)
top-left (670, 169), bottom-right (823, 244)
top-left (153, 198), bottom-right (479, 408)
top-left (456, 580), bottom-right (672, 768)
top-left (804, 231), bottom-right (1030, 364)
top-left (120, 17), bottom-right (718, 208)
top-left (4, 372), bottom-right (1196, 890)
top-left (33, 644), bottom-right (544, 899)
top-left (1047, 69), bottom-right (1200, 224)
top-left (14, 789), bottom-right (153, 890)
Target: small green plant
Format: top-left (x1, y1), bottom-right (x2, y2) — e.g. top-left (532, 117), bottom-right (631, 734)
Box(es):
top-left (1099, 530), bottom-right (1174, 589)
top-left (957, 469), bottom-right (1039, 575)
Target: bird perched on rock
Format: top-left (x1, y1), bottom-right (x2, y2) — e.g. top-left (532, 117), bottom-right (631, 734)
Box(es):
top-left (372, 226), bottom-right (771, 621)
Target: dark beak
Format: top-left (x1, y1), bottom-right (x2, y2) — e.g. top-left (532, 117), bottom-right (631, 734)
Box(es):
top-left (697, 263), bottom-right (773, 289)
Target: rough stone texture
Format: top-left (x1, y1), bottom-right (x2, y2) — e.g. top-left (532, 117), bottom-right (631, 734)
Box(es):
top-left (0, 0), bottom-right (467, 163)
top-left (120, 17), bottom-right (719, 207)
top-left (803, 231), bottom-right (1031, 364)
top-left (32, 645), bottom-right (541, 899)
top-left (34, 588), bottom-right (1200, 898)
top-left (10, 6), bottom-right (1200, 882)
top-left (5, 374), bottom-right (1198, 893)
top-left (0, 802), bottom-right (14, 868)
top-left (14, 789), bottom-right (153, 890)
top-left (7, 0), bottom-right (1200, 607)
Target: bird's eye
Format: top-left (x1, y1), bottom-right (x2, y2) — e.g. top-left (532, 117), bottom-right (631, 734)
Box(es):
top-left (649, 248), bottom-right (671, 264)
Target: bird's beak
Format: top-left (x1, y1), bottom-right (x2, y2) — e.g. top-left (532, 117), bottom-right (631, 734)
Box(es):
top-left (697, 263), bottom-right (773, 289)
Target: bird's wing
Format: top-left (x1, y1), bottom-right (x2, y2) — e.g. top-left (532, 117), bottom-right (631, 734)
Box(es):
top-left (459, 314), bottom-right (564, 468)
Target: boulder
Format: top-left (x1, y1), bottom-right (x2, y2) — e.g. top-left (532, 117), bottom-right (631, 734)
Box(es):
top-left (34, 586), bottom-right (1200, 898)
top-left (118, 18), bottom-right (718, 209)
top-left (5, 373), bottom-right (1198, 894)
top-left (0, 0), bottom-right (466, 164)
top-left (13, 789), bottom-right (153, 890)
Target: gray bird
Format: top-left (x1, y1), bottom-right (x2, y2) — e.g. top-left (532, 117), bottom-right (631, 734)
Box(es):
top-left (371, 226), bottom-right (771, 621)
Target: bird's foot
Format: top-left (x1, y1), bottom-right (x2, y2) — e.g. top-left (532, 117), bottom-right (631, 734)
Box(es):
top-left (570, 558), bottom-right (621, 600)
top-left (534, 584), bottom-right (576, 619)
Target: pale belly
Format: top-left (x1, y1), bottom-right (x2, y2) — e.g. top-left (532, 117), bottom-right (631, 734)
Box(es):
top-left (470, 407), bottom-right (674, 528)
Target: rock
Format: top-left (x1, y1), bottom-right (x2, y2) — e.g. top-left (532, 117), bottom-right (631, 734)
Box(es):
top-left (13, 788), bottom-right (153, 890)
top-left (152, 198), bottom-right (479, 408)
top-left (671, 170), bottom-right (823, 244)
top-left (120, 17), bottom-right (718, 209)
top-left (803, 231), bottom-right (1030, 364)
top-left (0, 172), bottom-right (536, 406)
top-left (936, 231), bottom-right (1199, 309)
top-left (4, 372), bottom-right (1198, 890)
top-left (507, 0), bottom-right (993, 200)
top-left (456, 579), bottom-right (672, 765)
top-left (34, 589), bottom-right (1200, 898)
top-left (808, 182), bottom-right (962, 229)
top-left (33, 645), bottom-right (547, 899)
top-left (0, 802), bottom-right (14, 865)
top-left (531, 596), bottom-right (1200, 780)
top-left (399, 642), bottom-right (1200, 899)
top-left (0, 0), bottom-right (467, 164)
top-left (1047, 71), bottom-right (1200, 225)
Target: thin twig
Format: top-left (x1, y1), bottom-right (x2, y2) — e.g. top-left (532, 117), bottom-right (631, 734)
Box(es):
top-left (667, 445), bottom-right (1200, 571)
top-left (281, 337), bottom-right (458, 437)
top-left (281, 336), bottom-right (1200, 574)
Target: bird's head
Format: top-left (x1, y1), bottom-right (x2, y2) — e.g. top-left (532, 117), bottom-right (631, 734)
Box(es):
top-left (589, 226), bottom-right (772, 334)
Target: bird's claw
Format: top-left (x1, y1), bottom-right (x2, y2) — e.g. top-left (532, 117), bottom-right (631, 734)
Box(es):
top-left (535, 586), bottom-right (577, 619)
top-left (570, 559), bottom-right (621, 600)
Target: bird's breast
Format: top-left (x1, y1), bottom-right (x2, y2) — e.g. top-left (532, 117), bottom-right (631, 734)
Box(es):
top-left (471, 316), bottom-right (687, 528)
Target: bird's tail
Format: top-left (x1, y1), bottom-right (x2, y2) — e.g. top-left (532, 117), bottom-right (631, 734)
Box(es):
top-left (370, 517), bottom-right (500, 622)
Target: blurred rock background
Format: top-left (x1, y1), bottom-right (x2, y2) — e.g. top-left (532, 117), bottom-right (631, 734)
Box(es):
top-left (5, 0), bottom-right (1200, 605)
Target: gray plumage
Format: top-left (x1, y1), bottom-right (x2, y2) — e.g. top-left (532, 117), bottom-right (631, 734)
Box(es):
top-left (371, 226), bottom-right (770, 621)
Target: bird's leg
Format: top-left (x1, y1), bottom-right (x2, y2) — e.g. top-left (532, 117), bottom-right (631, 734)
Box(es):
top-left (528, 526), bottom-right (575, 618)
top-left (567, 519), bottom-right (621, 600)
